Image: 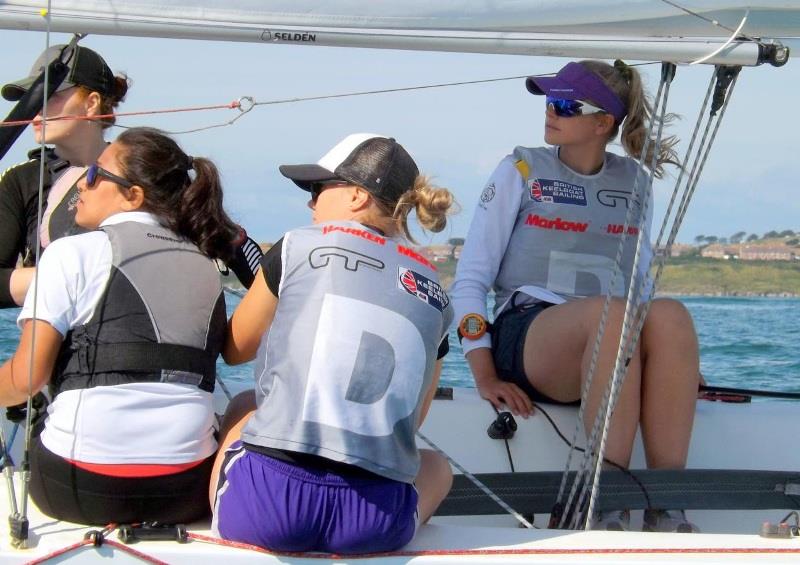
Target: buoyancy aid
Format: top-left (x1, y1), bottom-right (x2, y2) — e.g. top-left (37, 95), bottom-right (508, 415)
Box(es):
top-left (50, 221), bottom-right (226, 397)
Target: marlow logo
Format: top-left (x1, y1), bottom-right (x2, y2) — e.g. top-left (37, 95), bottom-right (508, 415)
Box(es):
top-left (525, 214), bottom-right (588, 233)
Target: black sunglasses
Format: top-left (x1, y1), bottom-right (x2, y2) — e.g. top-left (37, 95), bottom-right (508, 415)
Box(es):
top-left (310, 181), bottom-right (350, 203)
top-left (86, 163), bottom-right (135, 189)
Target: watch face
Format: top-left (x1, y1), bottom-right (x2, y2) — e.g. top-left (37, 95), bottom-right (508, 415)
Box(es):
top-left (460, 314), bottom-right (486, 339)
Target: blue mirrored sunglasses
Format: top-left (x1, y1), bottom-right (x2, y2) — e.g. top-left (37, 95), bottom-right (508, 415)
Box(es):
top-left (85, 163), bottom-right (135, 189)
top-left (546, 96), bottom-right (607, 118)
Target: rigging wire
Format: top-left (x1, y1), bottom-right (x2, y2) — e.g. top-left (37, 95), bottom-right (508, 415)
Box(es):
top-left (581, 64), bottom-right (676, 531)
top-left (1, 65), bottom-right (663, 135)
top-left (416, 429), bottom-right (536, 529)
top-left (658, 0), bottom-right (758, 41)
top-left (690, 10), bottom-right (750, 66)
top-left (533, 402), bottom-right (651, 509)
top-left (554, 63), bottom-right (673, 531)
top-left (15, 5), bottom-right (59, 548)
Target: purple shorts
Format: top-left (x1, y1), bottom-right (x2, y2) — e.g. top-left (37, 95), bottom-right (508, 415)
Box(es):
top-left (212, 442), bottom-right (419, 554)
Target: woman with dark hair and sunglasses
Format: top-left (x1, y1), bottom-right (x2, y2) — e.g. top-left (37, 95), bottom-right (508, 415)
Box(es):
top-left (0, 43), bottom-right (130, 307)
top-left (451, 60), bottom-right (701, 532)
top-left (0, 127), bottom-right (237, 525)
top-left (211, 133), bottom-right (455, 554)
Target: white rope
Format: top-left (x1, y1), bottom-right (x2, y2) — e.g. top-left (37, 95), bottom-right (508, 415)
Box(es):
top-left (690, 10), bottom-right (750, 66)
top-left (556, 64), bottom-right (671, 530)
top-left (416, 430), bottom-right (535, 529)
top-left (582, 69), bottom-right (675, 530)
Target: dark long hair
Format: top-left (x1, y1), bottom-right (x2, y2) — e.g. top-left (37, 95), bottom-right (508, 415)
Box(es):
top-left (114, 127), bottom-right (238, 261)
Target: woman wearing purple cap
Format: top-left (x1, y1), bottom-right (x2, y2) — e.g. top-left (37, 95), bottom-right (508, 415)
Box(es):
top-left (0, 44), bottom-right (130, 308)
top-left (451, 60), bottom-right (700, 532)
top-left (211, 133), bottom-right (455, 554)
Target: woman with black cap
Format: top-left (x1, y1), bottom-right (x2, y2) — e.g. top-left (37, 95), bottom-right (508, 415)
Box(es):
top-left (0, 127), bottom-right (238, 525)
top-left (212, 133), bottom-right (455, 554)
top-left (0, 43), bottom-right (130, 307)
top-left (451, 60), bottom-right (701, 532)
top-left (0, 44), bottom-right (262, 308)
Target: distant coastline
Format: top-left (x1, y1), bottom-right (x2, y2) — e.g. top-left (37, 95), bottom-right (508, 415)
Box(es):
top-left (429, 256), bottom-right (800, 297)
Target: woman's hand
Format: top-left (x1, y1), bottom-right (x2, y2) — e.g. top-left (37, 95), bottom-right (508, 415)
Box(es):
top-left (465, 348), bottom-right (533, 418)
top-left (476, 378), bottom-right (533, 418)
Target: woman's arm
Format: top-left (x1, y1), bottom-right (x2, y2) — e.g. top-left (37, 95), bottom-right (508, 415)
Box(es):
top-left (0, 320), bottom-right (62, 406)
top-left (223, 273), bottom-right (278, 365)
top-left (451, 156), bottom-right (533, 416)
top-left (0, 163), bottom-right (34, 307)
top-left (8, 267), bottom-right (35, 306)
top-left (417, 359), bottom-right (443, 428)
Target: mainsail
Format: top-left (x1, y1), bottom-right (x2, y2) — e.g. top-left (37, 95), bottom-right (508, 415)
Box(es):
top-left (0, 1), bottom-right (798, 65)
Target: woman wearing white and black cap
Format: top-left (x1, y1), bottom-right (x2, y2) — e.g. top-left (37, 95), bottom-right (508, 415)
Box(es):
top-left (451, 60), bottom-right (702, 532)
top-left (0, 43), bottom-right (130, 307)
top-left (211, 133), bottom-right (456, 554)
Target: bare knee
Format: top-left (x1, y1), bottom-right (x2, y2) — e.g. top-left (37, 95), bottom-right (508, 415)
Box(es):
top-left (416, 449), bottom-right (453, 523)
top-left (645, 299), bottom-right (697, 343)
top-left (420, 449), bottom-right (453, 488)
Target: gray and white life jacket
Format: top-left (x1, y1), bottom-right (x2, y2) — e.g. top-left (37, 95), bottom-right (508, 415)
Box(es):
top-left (50, 221), bottom-right (226, 397)
top-left (494, 146), bottom-right (652, 312)
top-left (241, 221), bottom-right (453, 483)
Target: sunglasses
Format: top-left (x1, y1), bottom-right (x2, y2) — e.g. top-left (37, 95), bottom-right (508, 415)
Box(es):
top-left (546, 96), bottom-right (607, 118)
top-left (85, 163), bottom-right (135, 189)
top-left (310, 181), bottom-right (350, 204)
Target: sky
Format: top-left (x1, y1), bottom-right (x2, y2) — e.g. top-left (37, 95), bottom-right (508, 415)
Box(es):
top-left (1, 29), bottom-right (798, 246)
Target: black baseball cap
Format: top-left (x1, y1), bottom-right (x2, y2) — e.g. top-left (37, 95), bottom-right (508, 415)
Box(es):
top-left (279, 133), bottom-right (420, 203)
top-left (2, 44), bottom-right (115, 102)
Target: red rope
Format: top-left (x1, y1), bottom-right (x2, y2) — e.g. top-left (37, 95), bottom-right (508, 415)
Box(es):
top-left (23, 529), bottom-right (170, 565)
top-left (0, 101), bottom-right (241, 129)
top-left (187, 532), bottom-right (800, 559)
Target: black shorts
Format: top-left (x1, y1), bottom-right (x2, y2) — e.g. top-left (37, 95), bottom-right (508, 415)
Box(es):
top-left (491, 300), bottom-right (578, 406)
top-left (29, 432), bottom-right (214, 526)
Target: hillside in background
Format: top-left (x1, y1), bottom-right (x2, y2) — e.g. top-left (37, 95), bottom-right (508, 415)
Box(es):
top-left (222, 237), bottom-right (800, 296)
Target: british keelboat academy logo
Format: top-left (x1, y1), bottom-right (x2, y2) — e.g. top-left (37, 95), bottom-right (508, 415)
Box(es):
top-left (398, 267), bottom-right (449, 312)
top-left (529, 178), bottom-right (587, 206)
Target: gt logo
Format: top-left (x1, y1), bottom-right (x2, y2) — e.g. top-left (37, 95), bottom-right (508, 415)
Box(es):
top-left (308, 246), bottom-right (385, 272)
top-left (597, 190), bottom-right (631, 208)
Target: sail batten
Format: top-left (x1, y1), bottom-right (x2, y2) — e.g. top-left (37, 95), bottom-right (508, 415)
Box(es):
top-left (0, 1), bottom-right (797, 64)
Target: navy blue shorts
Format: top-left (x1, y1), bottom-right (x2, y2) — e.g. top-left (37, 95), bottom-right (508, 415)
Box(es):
top-left (213, 441), bottom-right (419, 554)
top-left (492, 301), bottom-right (579, 405)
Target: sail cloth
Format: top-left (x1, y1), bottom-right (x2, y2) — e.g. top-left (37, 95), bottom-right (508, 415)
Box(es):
top-left (0, 1), bottom-right (797, 65)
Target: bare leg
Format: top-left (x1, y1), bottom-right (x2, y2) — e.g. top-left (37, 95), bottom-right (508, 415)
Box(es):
top-left (523, 296), bottom-right (642, 467)
top-left (522, 296), bottom-right (699, 470)
top-left (639, 299), bottom-right (699, 468)
top-left (415, 449), bottom-right (453, 523)
top-left (208, 390), bottom-right (256, 507)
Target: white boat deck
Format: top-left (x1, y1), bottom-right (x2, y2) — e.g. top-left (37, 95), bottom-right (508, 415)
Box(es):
top-left (1, 387), bottom-right (798, 563)
top-left (0, 497), bottom-right (798, 565)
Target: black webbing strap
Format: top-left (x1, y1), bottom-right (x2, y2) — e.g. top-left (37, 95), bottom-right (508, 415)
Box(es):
top-left (436, 470), bottom-right (800, 516)
top-left (85, 342), bottom-right (215, 376)
top-left (55, 342), bottom-right (217, 394)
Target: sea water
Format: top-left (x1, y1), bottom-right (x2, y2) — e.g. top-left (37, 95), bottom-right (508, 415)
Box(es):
top-left (1, 296), bottom-right (798, 395)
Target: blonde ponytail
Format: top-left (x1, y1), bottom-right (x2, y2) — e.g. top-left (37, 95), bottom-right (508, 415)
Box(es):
top-left (580, 60), bottom-right (680, 179)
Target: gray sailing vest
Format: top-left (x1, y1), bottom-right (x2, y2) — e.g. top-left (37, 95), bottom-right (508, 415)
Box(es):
top-left (242, 222), bottom-right (453, 483)
top-left (494, 146), bottom-right (652, 313)
top-left (51, 221), bottom-right (226, 397)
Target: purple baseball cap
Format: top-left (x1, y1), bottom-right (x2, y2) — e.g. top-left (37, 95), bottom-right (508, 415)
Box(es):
top-left (526, 62), bottom-right (627, 123)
